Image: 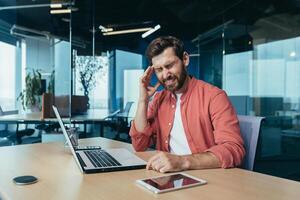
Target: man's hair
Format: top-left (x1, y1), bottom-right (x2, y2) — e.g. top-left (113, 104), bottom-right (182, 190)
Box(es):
top-left (145, 36), bottom-right (185, 65)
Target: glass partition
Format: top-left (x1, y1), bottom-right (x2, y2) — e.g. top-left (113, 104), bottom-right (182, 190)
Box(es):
top-left (70, 1), bottom-right (144, 142)
top-left (195, 8), bottom-right (300, 181)
top-left (70, 0), bottom-right (110, 140)
top-left (0, 0), bottom-right (71, 145)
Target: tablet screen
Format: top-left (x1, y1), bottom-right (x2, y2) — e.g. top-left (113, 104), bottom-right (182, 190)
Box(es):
top-left (142, 173), bottom-right (201, 190)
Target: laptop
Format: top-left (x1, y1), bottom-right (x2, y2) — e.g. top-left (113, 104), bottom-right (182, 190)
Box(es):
top-left (52, 106), bottom-right (146, 173)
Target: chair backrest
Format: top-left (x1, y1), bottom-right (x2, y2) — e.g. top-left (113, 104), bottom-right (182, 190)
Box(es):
top-left (0, 106), bottom-right (18, 134)
top-left (238, 115), bottom-right (264, 171)
top-left (0, 106), bottom-right (4, 131)
top-left (123, 101), bottom-right (134, 115)
top-left (0, 106), bottom-right (3, 116)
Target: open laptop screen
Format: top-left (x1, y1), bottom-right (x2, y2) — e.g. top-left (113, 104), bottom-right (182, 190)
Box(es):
top-left (66, 129), bottom-right (78, 147)
top-left (52, 106), bottom-right (76, 150)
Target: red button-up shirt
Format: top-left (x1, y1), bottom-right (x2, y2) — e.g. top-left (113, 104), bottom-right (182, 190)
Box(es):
top-left (130, 77), bottom-right (245, 168)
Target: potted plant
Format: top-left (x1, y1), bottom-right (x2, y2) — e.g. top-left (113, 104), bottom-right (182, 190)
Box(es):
top-left (18, 69), bottom-right (43, 112)
top-left (75, 56), bottom-right (104, 108)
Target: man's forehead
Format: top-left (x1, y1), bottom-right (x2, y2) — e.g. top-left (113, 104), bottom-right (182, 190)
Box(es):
top-left (152, 58), bottom-right (176, 69)
top-left (152, 48), bottom-right (177, 68)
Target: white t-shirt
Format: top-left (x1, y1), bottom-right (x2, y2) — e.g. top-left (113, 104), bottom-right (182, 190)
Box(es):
top-left (169, 93), bottom-right (192, 155)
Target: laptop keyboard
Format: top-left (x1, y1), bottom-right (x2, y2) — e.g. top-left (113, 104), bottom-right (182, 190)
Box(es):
top-left (84, 150), bottom-right (122, 168)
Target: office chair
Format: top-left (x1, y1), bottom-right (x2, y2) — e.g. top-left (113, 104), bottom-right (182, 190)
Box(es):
top-left (0, 106), bottom-right (37, 145)
top-left (0, 107), bottom-right (16, 146)
top-left (104, 102), bottom-right (134, 142)
top-left (238, 115), bottom-right (265, 171)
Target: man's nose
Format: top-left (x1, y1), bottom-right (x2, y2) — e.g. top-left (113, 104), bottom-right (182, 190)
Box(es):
top-left (162, 68), bottom-right (170, 79)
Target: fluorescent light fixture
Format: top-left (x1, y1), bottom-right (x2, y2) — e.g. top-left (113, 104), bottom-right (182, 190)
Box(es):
top-left (142, 24), bottom-right (161, 38)
top-left (103, 27), bottom-right (152, 36)
top-left (50, 3), bottom-right (62, 8)
top-left (290, 51), bottom-right (296, 57)
top-left (50, 9), bottom-right (71, 14)
top-left (99, 25), bottom-right (113, 33)
top-left (0, 2), bottom-right (72, 11)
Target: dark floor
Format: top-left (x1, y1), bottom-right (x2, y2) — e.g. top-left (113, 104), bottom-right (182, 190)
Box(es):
top-left (255, 156), bottom-right (300, 181)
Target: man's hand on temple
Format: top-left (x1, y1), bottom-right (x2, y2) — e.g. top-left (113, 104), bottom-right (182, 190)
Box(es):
top-left (146, 151), bottom-right (189, 173)
top-left (139, 66), bottom-right (160, 101)
top-left (134, 66), bottom-right (161, 132)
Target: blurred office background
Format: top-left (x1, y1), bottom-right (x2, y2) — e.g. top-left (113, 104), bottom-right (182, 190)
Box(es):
top-left (0, 0), bottom-right (300, 181)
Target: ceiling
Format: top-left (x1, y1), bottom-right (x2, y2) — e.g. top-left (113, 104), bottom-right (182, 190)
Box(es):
top-left (1, 0), bottom-right (300, 52)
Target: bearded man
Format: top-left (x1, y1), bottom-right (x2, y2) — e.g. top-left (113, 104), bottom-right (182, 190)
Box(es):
top-left (130, 36), bottom-right (245, 173)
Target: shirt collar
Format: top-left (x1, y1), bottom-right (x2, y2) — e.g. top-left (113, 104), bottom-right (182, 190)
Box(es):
top-left (169, 75), bottom-right (196, 101)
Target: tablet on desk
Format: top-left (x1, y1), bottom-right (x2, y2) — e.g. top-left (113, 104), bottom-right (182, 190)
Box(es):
top-left (136, 173), bottom-right (207, 194)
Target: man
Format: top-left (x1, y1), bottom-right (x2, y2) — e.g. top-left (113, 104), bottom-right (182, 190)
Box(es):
top-left (130, 36), bottom-right (245, 173)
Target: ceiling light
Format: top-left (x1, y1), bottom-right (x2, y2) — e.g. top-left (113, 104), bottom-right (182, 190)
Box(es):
top-left (0, 2), bottom-right (72, 11)
top-left (61, 18), bottom-right (70, 22)
top-left (99, 25), bottom-right (113, 33)
top-left (50, 3), bottom-right (62, 8)
top-left (102, 27), bottom-right (152, 36)
top-left (50, 9), bottom-right (71, 14)
top-left (290, 51), bottom-right (296, 57)
top-left (141, 24), bottom-right (161, 38)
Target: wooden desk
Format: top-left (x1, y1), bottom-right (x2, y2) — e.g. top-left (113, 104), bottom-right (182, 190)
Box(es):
top-left (0, 109), bottom-right (110, 136)
top-left (0, 109), bottom-right (109, 123)
top-left (0, 138), bottom-right (299, 200)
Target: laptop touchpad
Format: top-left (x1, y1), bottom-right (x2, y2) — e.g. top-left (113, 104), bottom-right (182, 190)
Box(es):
top-left (106, 149), bottom-right (146, 166)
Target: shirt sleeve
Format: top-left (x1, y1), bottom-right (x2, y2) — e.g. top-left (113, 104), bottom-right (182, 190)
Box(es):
top-left (129, 95), bottom-right (159, 152)
top-left (205, 91), bottom-right (245, 168)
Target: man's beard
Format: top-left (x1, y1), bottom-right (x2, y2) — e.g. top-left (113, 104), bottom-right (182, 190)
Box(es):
top-left (160, 68), bottom-right (187, 92)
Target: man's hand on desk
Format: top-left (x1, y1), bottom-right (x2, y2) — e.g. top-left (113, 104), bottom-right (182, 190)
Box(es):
top-left (146, 151), bottom-right (221, 173)
top-left (146, 151), bottom-right (189, 173)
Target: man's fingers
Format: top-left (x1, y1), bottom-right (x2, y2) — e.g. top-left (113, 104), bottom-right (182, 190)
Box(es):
top-left (141, 66), bottom-right (153, 85)
top-left (146, 160), bottom-right (152, 170)
top-left (144, 66), bottom-right (153, 79)
top-left (147, 152), bottom-right (178, 173)
top-left (150, 158), bottom-right (165, 172)
top-left (144, 66), bottom-right (152, 73)
top-left (146, 154), bottom-right (159, 170)
top-left (141, 66), bottom-right (150, 80)
top-left (159, 165), bottom-right (169, 173)
top-left (145, 66), bottom-right (153, 77)
top-left (146, 152), bottom-right (162, 170)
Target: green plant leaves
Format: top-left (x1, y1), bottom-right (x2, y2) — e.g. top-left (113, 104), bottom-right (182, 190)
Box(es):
top-left (17, 69), bottom-right (42, 110)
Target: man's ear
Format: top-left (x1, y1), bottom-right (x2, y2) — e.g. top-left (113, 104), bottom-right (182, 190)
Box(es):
top-left (183, 52), bottom-right (189, 68)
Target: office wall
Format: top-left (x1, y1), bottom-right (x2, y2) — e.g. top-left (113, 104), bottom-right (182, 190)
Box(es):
top-left (25, 38), bottom-right (54, 72)
top-left (0, 42), bottom-right (16, 110)
top-left (184, 40), bottom-right (200, 79)
top-left (199, 39), bottom-right (223, 88)
top-left (223, 51), bottom-right (252, 96)
top-left (115, 49), bottom-right (143, 109)
top-left (54, 40), bottom-right (70, 95)
top-left (15, 42), bottom-right (22, 110)
top-left (25, 38), bottom-right (71, 96)
top-left (124, 69), bottom-right (144, 117)
top-left (253, 59), bottom-right (285, 97)
top-left (108, 50), bottom-right (116, 110)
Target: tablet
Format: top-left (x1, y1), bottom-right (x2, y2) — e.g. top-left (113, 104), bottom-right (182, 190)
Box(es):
top-left (136, 173), bottom-right (207, 194)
